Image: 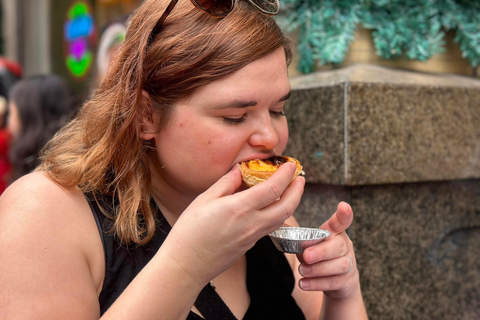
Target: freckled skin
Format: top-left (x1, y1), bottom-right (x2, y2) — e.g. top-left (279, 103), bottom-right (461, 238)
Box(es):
top-left (149, 48), bottom-right (290, 197)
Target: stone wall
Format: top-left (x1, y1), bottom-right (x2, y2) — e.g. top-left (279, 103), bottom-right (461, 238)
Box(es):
top-left (285, 64), bottom-right (480, 319)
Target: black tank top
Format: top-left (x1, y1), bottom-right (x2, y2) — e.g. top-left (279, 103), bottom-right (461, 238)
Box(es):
top-left (86, 194), bottom-right (306, 319)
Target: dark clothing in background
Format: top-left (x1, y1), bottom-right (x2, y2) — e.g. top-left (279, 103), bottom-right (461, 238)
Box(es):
top-left (0, 129), bottom-right (11, 194)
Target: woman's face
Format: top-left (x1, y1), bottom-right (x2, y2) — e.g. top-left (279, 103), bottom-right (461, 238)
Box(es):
top-left (7, 101), bottom-right (21, 139)
top-left (151, 47), bottom-right (291, 196)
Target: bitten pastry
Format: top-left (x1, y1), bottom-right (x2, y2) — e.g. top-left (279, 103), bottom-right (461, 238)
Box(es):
top-left (240, 155), bottom-right (304, 187)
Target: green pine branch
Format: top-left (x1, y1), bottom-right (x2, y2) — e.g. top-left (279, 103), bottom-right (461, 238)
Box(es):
top-left (277, 0), bottom-right (480, 73)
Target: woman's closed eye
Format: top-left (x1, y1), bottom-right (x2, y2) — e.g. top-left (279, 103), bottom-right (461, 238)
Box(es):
top-left (223, 116), bottom-right (246, 124)
top-left (270, 110), bottom-right (285, 118)
top-left (223, 110), bottom-right (285, 125)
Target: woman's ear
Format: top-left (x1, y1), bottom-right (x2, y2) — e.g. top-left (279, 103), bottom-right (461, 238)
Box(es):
top-left (139, 90), bottom-right (158, 140)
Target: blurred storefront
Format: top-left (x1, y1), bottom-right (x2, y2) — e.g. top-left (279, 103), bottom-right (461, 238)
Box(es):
top-left (2, 0), bottom-right (143, 101)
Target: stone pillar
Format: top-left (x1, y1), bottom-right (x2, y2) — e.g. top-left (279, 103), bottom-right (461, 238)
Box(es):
top-left (22, 0), bottom-right (51, 76)
top-left (285, 64), bottom-right (480, 319)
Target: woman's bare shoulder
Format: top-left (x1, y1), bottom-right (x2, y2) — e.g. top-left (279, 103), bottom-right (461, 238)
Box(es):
top-left (0, 171), bottom-right (96, 233)
top-left (0, 171), bottom-right (102, 248)
top-left (1, 171), bottom-right (79, 205)
top-left (0, 171), bottom-right (104, 319)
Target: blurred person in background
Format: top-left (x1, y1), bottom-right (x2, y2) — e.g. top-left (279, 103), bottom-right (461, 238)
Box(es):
top-left (0, 57), bottom-right (22, 194)
top-left (7, 74), bottom-right (77, 182)
top-left (0, 95), bottom-right (11, 194)
top-left (91, 15), bottom-right (128, 94)
top-left (0, 57), bottom-right (22, 98)
top-left (96, 21), bottom-right (127, 82)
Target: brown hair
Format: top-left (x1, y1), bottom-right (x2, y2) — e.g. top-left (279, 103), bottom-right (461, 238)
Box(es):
top-left (39, 0), bottom-right (292, 245)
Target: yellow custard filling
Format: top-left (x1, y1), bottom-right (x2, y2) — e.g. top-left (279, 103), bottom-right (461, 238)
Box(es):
top-left (247, 160), bottom-right (278, 172)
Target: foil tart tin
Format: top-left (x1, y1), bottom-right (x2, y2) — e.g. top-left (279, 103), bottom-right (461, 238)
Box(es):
top-left (269, 227), bottom-right (330, 254)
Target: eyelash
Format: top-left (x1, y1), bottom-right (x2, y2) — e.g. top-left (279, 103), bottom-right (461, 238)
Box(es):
top-left (271, 110), bottom-right (286, 118)
top-left (223, 117), bottom-right (246, 124)
top-left (223, 110), bottom-right (285, 125)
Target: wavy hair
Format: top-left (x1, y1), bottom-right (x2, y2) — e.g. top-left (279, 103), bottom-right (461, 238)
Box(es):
top-left (39, 0), bottom-right (292, 245)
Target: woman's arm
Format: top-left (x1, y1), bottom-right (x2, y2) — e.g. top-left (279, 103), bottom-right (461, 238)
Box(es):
top-left (1, 163), bottom-right (305, 319)
top-left (0, 172), bottom-right (104, 319)
top-left (287, 203), bottom-right (368, 320)
top-left (104, 163), bottom-right (305, 319)
top-left (0, 172), bottom-right (208, 319)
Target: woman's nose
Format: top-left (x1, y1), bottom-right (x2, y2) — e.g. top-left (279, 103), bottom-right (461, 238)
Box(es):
top-left (248, 118), bottom-right (279, 149)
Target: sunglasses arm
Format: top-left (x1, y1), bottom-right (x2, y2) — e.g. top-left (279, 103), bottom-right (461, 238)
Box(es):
top-left (148, 0), bottom-right (180, 46)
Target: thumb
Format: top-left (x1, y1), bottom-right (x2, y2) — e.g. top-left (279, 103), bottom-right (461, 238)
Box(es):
top-left (319, 201), bottom-right (353, 237)
top-left (204, 164), bottom-right (243, 198)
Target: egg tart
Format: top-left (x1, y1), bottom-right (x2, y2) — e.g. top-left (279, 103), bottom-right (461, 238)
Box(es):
top-left (240, 155), bottom-right (304, 187)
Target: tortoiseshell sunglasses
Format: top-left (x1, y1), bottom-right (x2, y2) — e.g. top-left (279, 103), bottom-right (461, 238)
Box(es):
top-left (147, 0), bottom-right (280, 46)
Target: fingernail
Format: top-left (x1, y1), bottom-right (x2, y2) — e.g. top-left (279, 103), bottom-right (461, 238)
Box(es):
top-left (299, 265), bottom-right (311, 276)
top-left (307, 250), bottom-right (317, 263)
top-left (300, 279), bottom-right (311, 289)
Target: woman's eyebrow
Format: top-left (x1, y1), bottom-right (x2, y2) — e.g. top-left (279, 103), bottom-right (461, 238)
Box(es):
top-left (212, 91), bottom-right (291, 110)
top-left (279, 91), bottom-right (291, 102)
top-left (212, 100), bottom-right (258, 110)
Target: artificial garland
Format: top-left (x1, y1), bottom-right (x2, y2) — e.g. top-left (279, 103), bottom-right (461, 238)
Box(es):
top-left (277, 0), bottom-right (480, 74)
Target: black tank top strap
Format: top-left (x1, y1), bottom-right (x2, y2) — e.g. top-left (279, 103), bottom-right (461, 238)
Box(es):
top-left (84, 193), bottom-right (170, 314)
top-left (85, 193), bottom-right (105, 249)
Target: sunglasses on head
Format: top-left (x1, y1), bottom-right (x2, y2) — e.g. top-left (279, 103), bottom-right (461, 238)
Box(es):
top-left (147, 0), bottom-right (280, 46)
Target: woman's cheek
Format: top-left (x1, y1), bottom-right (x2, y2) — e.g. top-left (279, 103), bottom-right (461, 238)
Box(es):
top-left (277, 123), bottom-right (289, 153)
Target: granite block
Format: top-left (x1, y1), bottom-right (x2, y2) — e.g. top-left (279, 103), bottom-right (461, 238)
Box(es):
top-left (295, 180), bottom-right (480, 319)
top-left (284, 64), bottom-right (480, 186)
top-left (348, 180), bottom-right (480, 319)
top-left (348, 84), bottom-right (480, 185)
top-left (288, 64), bottom-right (480, 319)
top-left (285, 85), bottom-right (346, 185)
top-left (294, 183), bottom-right (349, 228)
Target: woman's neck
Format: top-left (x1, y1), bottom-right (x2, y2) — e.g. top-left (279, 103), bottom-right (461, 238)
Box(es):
top-left (150, 189), bottom-right (191, 227)
top-left (149, 163), bottom-right (197, 227)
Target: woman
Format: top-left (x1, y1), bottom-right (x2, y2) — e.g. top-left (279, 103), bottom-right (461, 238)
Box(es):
top-left (0, 0), bottom-right (368, 318)
top-left (7, 75), bottom-right (76, 181)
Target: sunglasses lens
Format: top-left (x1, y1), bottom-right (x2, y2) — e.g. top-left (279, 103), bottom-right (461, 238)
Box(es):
top-left (192, 0), bottom-right (234, 16)
top-left (248, 0), bottom-right (279, 15)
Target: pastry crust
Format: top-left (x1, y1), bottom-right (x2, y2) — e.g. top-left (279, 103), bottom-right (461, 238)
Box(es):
top-left (240, 155), bottom-right (304, 187)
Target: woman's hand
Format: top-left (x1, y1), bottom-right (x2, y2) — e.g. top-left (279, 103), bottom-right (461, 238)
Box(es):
top-left (161, 162), bottom-right (306, 286)
top-left (296, 202), bottom-right (361, 301)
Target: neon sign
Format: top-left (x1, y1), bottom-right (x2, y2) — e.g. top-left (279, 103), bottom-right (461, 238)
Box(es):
top-left (63, 1), bottom-right (96, 79)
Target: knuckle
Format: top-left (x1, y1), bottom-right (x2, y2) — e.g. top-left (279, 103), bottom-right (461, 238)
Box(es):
top-left (248, 222), bottom-right (262, 237)
top-left (337, 234), bottom-right (353, 253)
top-left (268, 182), bottom-right (282, 200)
top-left (282, 203), bottom-right (294, 220)
top-left (230, 199), bottom-right (246, 216)
top-left (272, 221), bottom-right (285, 233)
top-left (314, 262), bottom-right (325, 275)
top-left (319, 246), bottom-right (328, 259)
top-left (348, 238), bottom-right (354, 249)
top-left (328, 276), bottom-right (340, 291)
